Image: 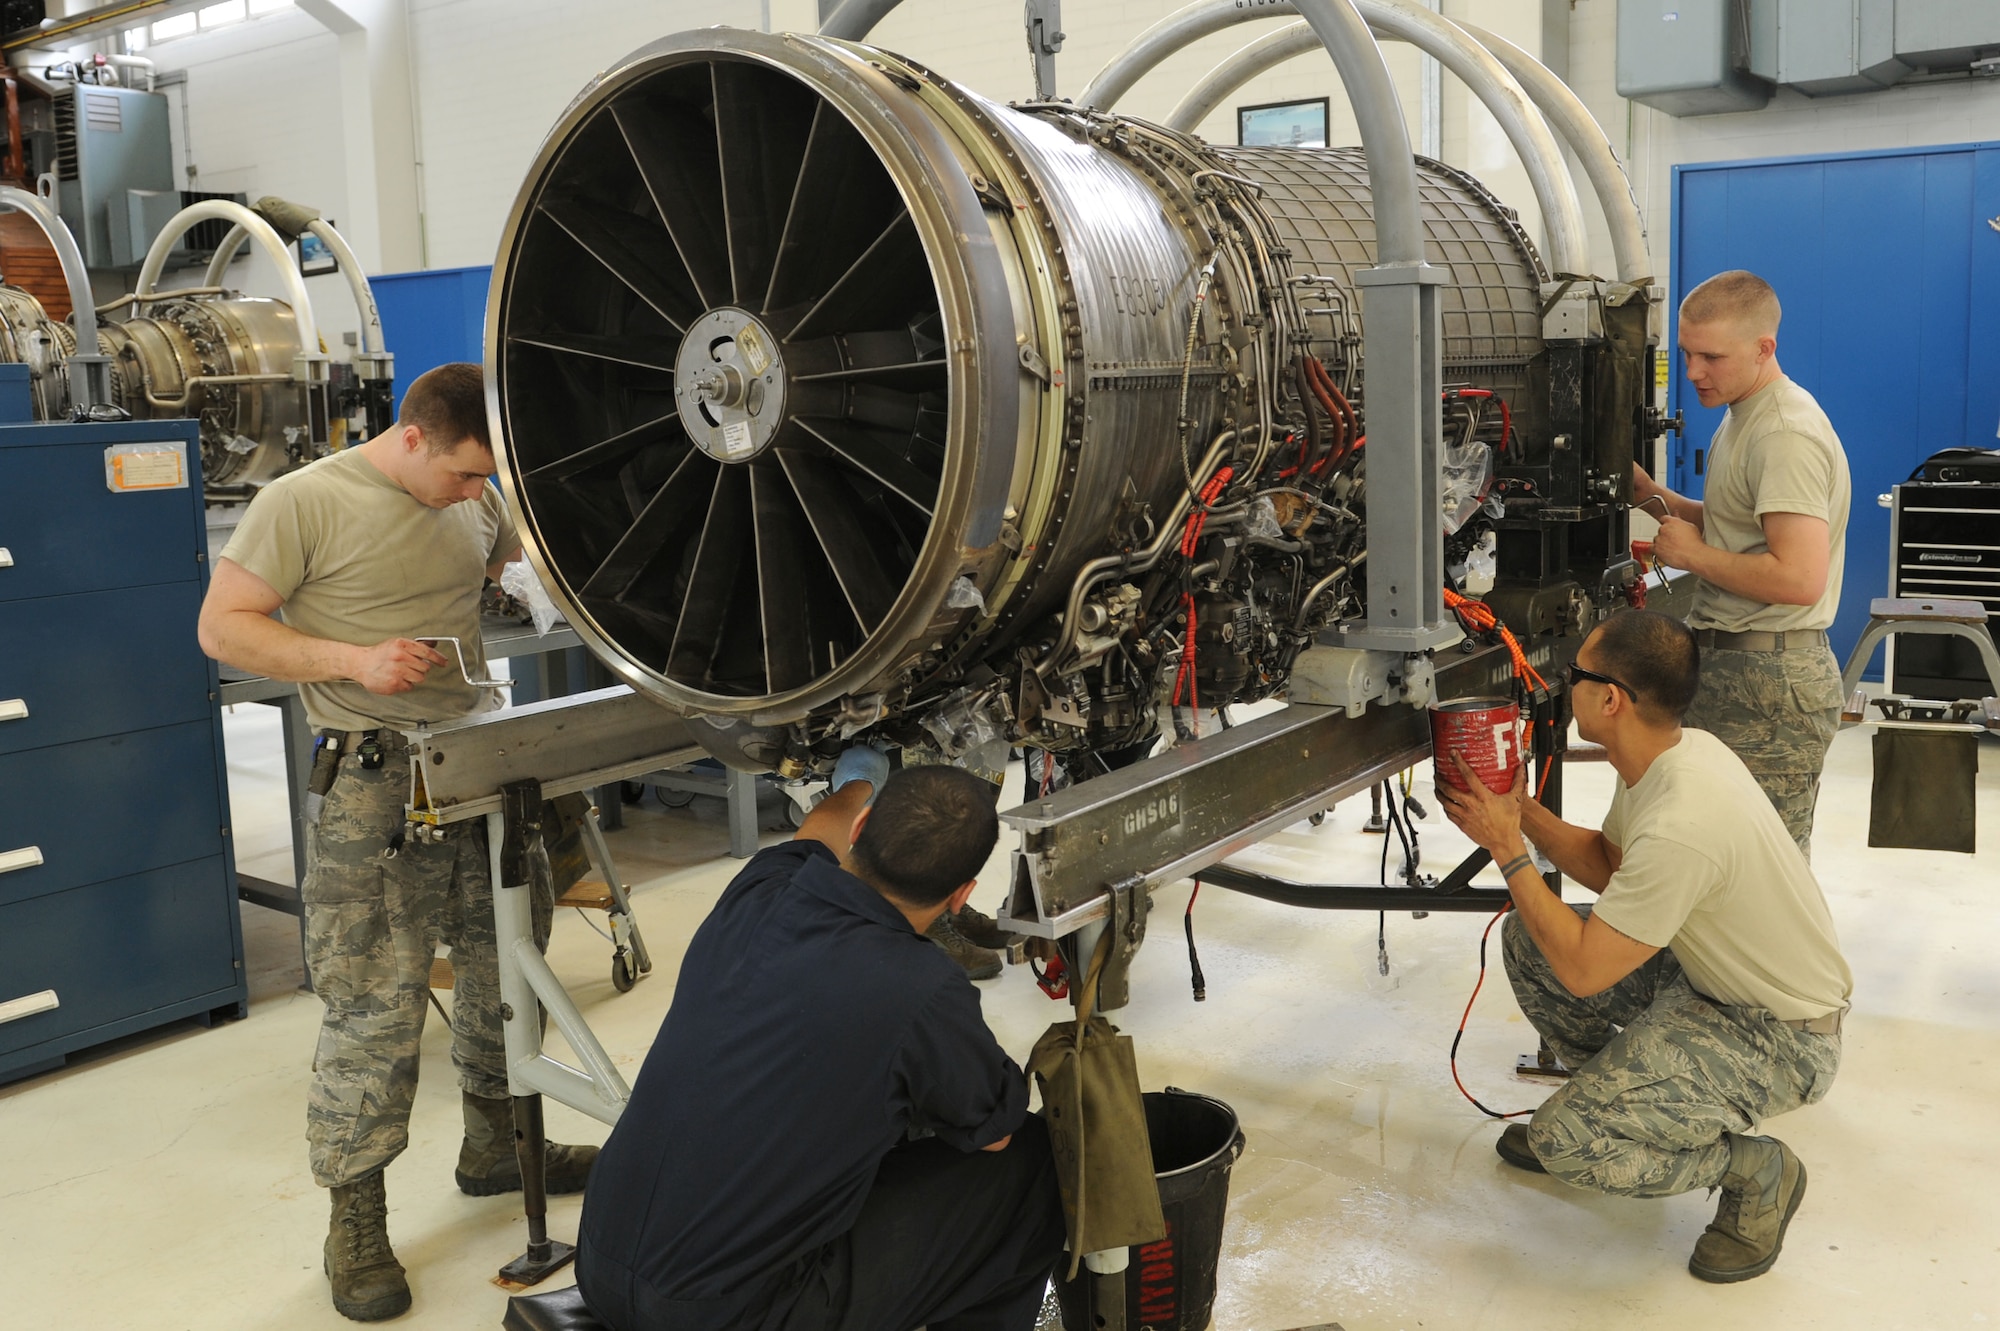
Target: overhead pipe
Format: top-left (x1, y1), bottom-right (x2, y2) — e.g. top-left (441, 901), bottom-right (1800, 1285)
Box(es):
top-left (1455, 21), bottom-right (1652, 284)
top-left (204, 217), bottom-right (387, 357)
top-left (1078, 0), bottom-right (1649, 283)
top-left (0, 184), bottom-right (111, 409)
top-left (136, 200), bottom-right (322, 355)
top-left (1164, 0), bottom-right (1590, 277)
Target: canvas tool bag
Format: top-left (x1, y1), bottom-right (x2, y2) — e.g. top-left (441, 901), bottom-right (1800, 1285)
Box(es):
top-left (1026, 925), bottom-right (1167, 1279)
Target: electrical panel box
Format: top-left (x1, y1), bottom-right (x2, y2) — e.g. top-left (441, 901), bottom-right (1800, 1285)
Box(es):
top-left (1617, 0), bottom-right (1773, 116)
top-left (52, 84), bottom-right (174, 270)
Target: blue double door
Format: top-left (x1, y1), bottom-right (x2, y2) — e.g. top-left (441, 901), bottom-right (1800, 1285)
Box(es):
top-left (1670, 142), bottom-right (2000, 671)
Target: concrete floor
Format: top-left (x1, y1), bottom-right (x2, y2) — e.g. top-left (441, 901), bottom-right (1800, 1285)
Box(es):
top-left (3, 701), bottom-right (1996, 1330)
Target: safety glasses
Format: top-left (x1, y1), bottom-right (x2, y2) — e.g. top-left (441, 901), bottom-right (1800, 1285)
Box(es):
top-left (1566, 660), bottom-right (1636, 702)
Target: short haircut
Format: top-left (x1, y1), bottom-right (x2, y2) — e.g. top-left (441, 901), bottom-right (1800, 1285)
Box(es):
top-left (1586, 610), bottom-right (1700, 724)
top-left (849, 766), bottom-right (1001, 908)
top-left (399, 362), bottom-right (491, 454)
top-left (1680, 270), bottom-right (1781, 338)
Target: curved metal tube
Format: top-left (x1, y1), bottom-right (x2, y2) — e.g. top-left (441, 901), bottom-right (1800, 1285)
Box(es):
top-left (1167, 1), bottom-right (1589, 276)
top-left (136, 200), bottom-right (321, 355)
top-left (0, 184), bottom-right (108, 408)
top-left (205, 218), bottom-right (387, 355)
top-left (1455, 21), bottom-right (1651, 283)
top-left (824, 0), bottom-right (1423, 267)
top-left (817, 0), bottom-right (903, 40)
top-left (0, 185), bottom-right (101, 360)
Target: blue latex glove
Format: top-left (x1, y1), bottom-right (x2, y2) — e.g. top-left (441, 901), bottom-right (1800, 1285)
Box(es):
top-left (829, 746), bottom-right (891, 804)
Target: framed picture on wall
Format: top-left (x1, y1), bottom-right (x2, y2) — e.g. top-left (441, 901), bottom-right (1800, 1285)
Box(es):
top-left (298, 227), bottom-right (338, 277)
top-left (1238, 98), bottom-right (1329, 148)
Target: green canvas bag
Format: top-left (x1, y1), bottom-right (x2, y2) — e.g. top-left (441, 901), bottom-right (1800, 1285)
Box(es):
top-left (1026, 928), bottom-right (1167, 1279)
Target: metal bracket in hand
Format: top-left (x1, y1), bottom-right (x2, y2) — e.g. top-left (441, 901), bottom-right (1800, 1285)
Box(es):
top-left (415, 635), bottom-right (516, 690)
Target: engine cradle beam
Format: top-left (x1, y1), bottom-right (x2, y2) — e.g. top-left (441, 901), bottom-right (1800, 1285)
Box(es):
top-left (997, 636), bottom-right (1577, 938)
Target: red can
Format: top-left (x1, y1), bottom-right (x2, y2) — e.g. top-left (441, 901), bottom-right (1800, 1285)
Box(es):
top-left (1430, 698), bottom-right (1523, 795)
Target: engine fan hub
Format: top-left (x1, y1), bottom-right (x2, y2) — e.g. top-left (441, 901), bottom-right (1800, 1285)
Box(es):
top-left (676, 306), bottom-right (786, 462)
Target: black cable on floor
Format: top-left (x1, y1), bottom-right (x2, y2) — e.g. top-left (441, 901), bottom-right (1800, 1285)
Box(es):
top-left (1184, 879), bottom-right (1207, 1002)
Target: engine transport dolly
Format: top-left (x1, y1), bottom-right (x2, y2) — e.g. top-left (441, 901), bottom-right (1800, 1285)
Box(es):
top-left (427, 799), bottom-right (655, 999)
top-left (398, 685), bottom-right (702, 1285)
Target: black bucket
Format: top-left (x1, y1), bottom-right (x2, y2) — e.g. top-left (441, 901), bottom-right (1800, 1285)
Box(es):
top-left (1056, 1088), bottom-right (1246, 1331)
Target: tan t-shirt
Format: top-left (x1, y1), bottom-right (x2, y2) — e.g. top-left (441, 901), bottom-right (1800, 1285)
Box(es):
top-left (1687, 376), bottom-right (1851, 632)
top-left (220, 447), bottom-right (519, 732)
top-left (1591, 728), bottom-right (1852, 1020)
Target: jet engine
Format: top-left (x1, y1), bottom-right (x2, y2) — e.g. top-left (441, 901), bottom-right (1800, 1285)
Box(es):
top-left (490, 27), bottom-right (1657, 775)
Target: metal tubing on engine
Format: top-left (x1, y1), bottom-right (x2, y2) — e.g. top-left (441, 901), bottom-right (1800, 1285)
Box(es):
top-left (136, 201), bottom-right (321, 358)
top-left (1455, 21), bottom-right (1652, 284)
top-left (816, 0), bottom-right (905, 39)
top-left (0, 184), bottom-right (109, 408)
top-left (1164, 0), bottom-right (1590, 277)
top-left (205, 219), bottom-right (390, 357)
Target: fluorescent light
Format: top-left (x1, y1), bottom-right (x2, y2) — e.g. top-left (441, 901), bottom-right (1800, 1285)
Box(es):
top-left (198, 1), bottom-right (247, 27)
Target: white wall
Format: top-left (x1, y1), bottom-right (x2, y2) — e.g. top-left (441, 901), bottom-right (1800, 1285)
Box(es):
top-left (114, 0), bottom-right (2000, 299)
top-left (129, 8), bottom-right (366, 348)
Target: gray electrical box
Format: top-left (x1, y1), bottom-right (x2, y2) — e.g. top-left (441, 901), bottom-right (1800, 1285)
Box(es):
top-left (52, 84), bottom-right (174, 271)
top-left (1749, 0), bottom-right (1908, 94)
top-left (1617, 0), bottom-right (1773, 116)
top-left (1895, 0), bottom-right (2000, 67)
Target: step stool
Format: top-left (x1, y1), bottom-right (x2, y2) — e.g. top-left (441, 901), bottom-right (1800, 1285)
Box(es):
top-left (1839, 596), bottom-right (2000, 721)
top-left (503, 1284), bottom-right (606, 1331)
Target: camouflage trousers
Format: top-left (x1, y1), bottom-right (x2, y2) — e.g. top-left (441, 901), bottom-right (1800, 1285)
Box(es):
top-left (1683, 643), bottom-right (1842, 855)
top-left (302, 739), bottom-right (586, 1187)
top-left (1503, 908), bottom-right (1841, 1198)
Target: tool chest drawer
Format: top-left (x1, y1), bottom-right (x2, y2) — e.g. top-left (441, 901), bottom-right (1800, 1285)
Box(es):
top-left (0, 857), bottom-right (240, 1064)
top-left (0, 721), bottom-right (226, 908)
top-left (0, 582), bottom-right (213, 755)
top-left (0, 439), bottom-right (203, 604)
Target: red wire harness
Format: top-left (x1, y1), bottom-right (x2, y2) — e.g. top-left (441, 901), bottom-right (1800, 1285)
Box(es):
top-left (1440, 586), bottom-right (1559, 1118)
top-left (1447, 387), bottom-right (1513, 454)
top-left (1443, 587), bottom-right (1550, 697)
top-left (1449, 903), bottom-right (1535, 1119)
top-left (1171, 465), bottom-right (1235, 717)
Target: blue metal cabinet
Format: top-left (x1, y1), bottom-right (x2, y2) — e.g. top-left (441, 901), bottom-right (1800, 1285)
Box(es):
top-left (1670, 141), bottom-right (2000, 674)
top-left (0, 419), bottom-right (246, 1083)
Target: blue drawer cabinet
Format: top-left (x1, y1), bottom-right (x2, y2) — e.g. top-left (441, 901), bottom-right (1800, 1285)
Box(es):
top-left (0, 419), bottom-right (246, 1084)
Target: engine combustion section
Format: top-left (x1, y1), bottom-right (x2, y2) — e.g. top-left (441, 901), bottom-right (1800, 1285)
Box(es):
top-left (490, 28), bottom-right (1654, 774)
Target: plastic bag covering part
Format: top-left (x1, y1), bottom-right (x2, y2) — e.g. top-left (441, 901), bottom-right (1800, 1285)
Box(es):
top-left (501, 558), bottom-right (567, 636)
top-left (487, 28), bottom-right (1554, 751)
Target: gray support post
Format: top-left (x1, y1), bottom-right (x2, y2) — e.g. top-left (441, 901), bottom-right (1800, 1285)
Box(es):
top-left (1344, 267), bottom-right (1453, 650)
top-left (728, 767), bottom-right (759, 859)
top-left (1026, 0), bottom-right (1064, 98)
